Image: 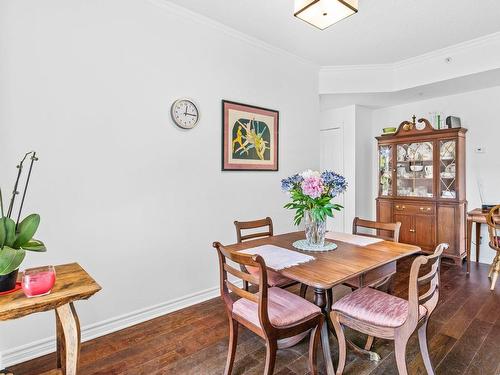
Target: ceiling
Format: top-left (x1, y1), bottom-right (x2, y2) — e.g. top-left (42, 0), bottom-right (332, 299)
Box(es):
top-left (167, 0), bottom-right (500, 65)
top-left (320, 69), bottom-right (500, 109)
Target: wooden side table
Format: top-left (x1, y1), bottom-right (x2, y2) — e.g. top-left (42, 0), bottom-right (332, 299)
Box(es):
top-left (0, 263), bottom-right (101, 375)
top-left (466, 208), bottom-right (500, 274)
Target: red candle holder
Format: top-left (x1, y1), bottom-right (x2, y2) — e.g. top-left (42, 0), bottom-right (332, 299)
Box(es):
top-left (21, 266), bottom-right (56, 298)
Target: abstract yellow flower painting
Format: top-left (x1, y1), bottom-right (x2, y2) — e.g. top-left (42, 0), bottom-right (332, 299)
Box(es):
top-left (222, 100), bottom-right (279, 171)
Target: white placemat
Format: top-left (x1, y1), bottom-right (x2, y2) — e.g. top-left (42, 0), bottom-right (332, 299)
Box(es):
top-left (325, 232), bottom-right (383, 246)
top-left (239, 245), bottom-right (315, 270)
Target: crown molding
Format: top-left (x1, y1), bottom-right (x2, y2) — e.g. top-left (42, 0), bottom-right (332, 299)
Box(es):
top-left (148, 0), bottom-right (318, 68)
top-left (320, 31), bottom-right (500, 72)
top-left (320, 31), bottom-right (500, 94)
top-left (320, 64), bottom-right (392, 72)
top-left (393, 31), bottom-right (500, 69)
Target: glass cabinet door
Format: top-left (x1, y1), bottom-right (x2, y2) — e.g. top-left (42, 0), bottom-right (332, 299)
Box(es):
top-left (396, 141), bottom-right (434, 198)
top-left (379, 145), bottom-right (393, 196)
top-left (440, 140), bottom-right (457, 199)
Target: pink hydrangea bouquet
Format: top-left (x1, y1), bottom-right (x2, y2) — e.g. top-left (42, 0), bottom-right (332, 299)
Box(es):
top-left (281, 170), bottom-right (347, 226)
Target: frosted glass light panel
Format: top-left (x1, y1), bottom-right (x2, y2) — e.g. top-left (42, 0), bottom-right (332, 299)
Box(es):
top-left (379, 145), bottom-right (393, 196)
top-left (294, 0), bottom-right (358, 30)
top-left (396, 142), bottom-right (434, 198)
top-left (440, 140), bottom-right (457, 199)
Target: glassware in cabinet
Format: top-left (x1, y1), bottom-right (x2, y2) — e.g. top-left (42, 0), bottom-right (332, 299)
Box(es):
top-left (396, 142), bottom-right (434, 198)
top-left (379, 145), bottom-right (393, 196)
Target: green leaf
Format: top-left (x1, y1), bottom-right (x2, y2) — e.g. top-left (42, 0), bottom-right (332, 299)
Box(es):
top-left (21, 238), bottom-right (47, 252)
top-left (0, 217), bottom-right (16, 248)
top-left (13, 214), bottom-right (40, 249)
top-left (0, 246), bottom-right (25, 275)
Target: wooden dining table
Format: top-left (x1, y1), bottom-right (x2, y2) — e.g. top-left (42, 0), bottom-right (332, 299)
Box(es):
top-left (224, 231), bottom-right (421, 375)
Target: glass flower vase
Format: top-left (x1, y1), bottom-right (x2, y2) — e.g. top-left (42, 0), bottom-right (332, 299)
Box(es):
top-left (304, 211), bottom-right (326, 247)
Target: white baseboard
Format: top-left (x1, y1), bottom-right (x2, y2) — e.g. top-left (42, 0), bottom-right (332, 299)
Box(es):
top-left (1, 284), bottom-right (225, 369)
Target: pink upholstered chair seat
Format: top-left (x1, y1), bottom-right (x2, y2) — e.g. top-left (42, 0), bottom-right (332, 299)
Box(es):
top-left (246, 266), bottom-right (293, 287)
top-left (332, 287), bottom-right (427, 328)
top-left (233, 287), bottom-right (321, 328)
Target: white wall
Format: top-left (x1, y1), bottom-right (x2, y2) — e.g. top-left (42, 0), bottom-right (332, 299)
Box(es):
top-left (371, 86), bottom-right (500, 264)
top-left (0, 0), bottom-right (319, 366)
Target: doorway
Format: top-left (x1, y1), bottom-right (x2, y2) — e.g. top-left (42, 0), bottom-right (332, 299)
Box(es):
top-left (320, 127), bottom-right (345, 232)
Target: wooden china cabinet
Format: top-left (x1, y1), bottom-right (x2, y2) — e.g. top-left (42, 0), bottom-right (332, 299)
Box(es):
top-left (376, 117), bottom-right (467, 264)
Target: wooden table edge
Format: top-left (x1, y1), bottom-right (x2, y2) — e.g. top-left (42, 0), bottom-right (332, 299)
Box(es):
top-left (225, 233), bottom-right (422, 290)
top-left (0, 262), bottom-right (102, 321)
top-left (279, 245), bottom-right (422, 290)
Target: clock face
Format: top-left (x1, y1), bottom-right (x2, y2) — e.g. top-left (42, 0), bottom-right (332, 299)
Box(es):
top-left (416, 121), bottom-right (426, 131)
top-left (171, 99), bottom-right (199, 129)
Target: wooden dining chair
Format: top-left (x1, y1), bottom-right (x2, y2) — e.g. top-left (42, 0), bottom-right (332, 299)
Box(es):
top-left (344, 217), bottom-right (402, 293)
top-left (234, 218), bottom-right (297, 291)
top-left (213, 242), bottom-right (323, 375)
top-left (486, 205), bottom-right (500, 290)
top-left (330, 243), bottom-right (447, 375)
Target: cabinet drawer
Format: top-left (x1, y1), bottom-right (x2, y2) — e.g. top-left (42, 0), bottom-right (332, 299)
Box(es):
top-left (394, 203), bottom-right (435, 215)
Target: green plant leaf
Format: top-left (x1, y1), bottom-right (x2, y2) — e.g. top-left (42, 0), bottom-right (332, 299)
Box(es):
top-left (0, 246), bottom-right (25, 275)
top-left (13, 214), bottom-right (40, 249)
top-left (21, 238), bottom-right (47, 252)
top-left (0, 217), bottom-right (16, 248)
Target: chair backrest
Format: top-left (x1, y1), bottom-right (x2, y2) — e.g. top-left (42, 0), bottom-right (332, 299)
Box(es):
top-left (486, 205), bottom-right (500, 250)
top-left (234, 217), bottom-right (274, 243)
top-left (352, 217), bottom-right (402, 242)
top-left (406, 243), bottom-right (448, 328)
top-left (212, 242), bottom-right (272, 329)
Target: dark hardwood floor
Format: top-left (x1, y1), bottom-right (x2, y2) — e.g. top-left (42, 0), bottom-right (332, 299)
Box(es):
top-left (8, 258), bottom-right (500, 375)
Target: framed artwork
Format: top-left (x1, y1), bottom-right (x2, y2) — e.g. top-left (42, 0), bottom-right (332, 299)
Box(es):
top-left (222, 100), bottom-right (279, 171)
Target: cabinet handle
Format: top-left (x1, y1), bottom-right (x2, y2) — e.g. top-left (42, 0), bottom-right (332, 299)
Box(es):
top-left (409, 229), bottom-right (416, 233)
top-left (420, 207), bottom-right (424, 211)
top-left (427, 207), bottom-right (431, 211)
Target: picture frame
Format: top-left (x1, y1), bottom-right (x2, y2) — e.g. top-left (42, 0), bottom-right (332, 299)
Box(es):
top-left (222, 100), bottom-right (279, 171)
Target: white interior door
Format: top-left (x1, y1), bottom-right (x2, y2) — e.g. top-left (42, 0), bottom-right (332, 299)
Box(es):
top-left (320, 127), bottom-right (345, 232)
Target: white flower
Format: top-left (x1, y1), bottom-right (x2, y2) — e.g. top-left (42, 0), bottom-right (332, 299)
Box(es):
top-left (300, 169), bottom-right (321, 179)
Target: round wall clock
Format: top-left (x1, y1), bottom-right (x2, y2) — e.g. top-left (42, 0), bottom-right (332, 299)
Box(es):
top-left (170, 98), bottom-right (199, 129)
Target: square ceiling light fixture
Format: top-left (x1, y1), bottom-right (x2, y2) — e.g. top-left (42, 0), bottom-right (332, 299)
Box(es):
top-left (294, 0), bottom-right (358, 30)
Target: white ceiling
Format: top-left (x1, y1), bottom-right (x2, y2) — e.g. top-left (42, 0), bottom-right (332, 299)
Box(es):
top-left (167, 0), bottom-right (500, 65)
top-left (320, 69), bottom-right (500, 109)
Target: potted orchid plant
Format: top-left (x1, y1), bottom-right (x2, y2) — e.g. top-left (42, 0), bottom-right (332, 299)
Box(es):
top-left (281, 170), bottom-right (347, 247)
top-left (0, 152), bottom-right (46, 292)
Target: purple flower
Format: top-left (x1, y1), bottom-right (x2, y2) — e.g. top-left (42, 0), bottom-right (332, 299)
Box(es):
top-left (321, 170), bottom-right (347, 198)
top-left (281, 174), bottom-right (303, 192)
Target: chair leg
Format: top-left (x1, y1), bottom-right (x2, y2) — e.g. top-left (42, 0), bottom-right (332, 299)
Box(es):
top-left (264, 340), bottom-right (277, 375)
top-left (331, 313), bottom-right (346, 375)
top-left (490, 258), bottom-right (500, 291)
top-left (488, 256), bottom-right (496, 278)
top-left (364, 335), bottom-right (375, 351)
top-left (224, 319), bottom-right (238, 375)
top-left (242, 280), bottom-right (249, 292)
top-left (394, 337), bottom-right (409, 375)
top-left (418, 321), bottom-right (434, 375)
top-left (300, 283), bottom-right (308, 298)
top-left (308, 318), bottom-right (322, 375)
